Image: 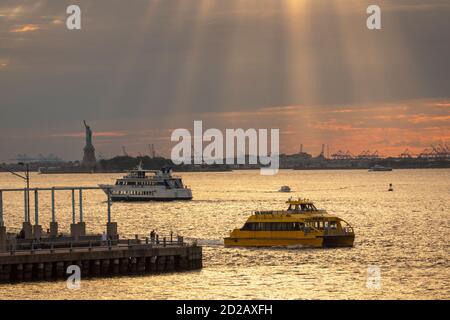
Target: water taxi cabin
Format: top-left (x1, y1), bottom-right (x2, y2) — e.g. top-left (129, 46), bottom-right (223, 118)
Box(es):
top-left (225, 198), bottom-right (355, 248)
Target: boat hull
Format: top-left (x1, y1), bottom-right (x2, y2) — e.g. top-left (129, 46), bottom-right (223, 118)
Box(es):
top-left (224, 231), bottom-right (324, 248)
top-left (110, 196), bottom-right (192, 202)
top-left (321, 234), bottom-right (355, 248)
top-left (368, 167), bottom-right (392, 171)
top-left (224, 234), bottom-right (354, 248)
top-left (98, 184), bottom-right (192, 202)
top-left (224, 237), bottom-right (323, 248)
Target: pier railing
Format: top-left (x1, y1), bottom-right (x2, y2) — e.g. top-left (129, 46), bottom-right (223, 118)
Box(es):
top-left (118, 234), bottom-right (187, 247)
top-left (2, 235), bottom-right (189, 256)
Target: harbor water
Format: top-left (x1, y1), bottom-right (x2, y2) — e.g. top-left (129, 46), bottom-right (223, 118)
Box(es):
top-left (0, 169), bottom-right (448, 299)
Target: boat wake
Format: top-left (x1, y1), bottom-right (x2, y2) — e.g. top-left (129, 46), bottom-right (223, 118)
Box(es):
top-left (185, 238), bottom-right (224, 247)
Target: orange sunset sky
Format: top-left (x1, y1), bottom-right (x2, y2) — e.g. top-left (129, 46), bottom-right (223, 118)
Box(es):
top-left (0, 0), bottom-right (449, 160)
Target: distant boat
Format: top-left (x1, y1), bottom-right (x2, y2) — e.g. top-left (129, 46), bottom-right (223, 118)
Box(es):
top-left (278, 186), bottom-right (291, 192)
top-left (369, 165), bottom-right (392, 172)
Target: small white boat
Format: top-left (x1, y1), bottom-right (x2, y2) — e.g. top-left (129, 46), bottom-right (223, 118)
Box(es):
top-left (279, 185), bottom-right (291, 192)
top-left (369, 165), bottom-right (392, 172)
top-left (99, 163), bottom-right (192, 201)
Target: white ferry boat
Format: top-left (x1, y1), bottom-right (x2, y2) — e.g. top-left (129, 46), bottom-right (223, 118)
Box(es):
top-left (99, 163), bottom-right (192, 201)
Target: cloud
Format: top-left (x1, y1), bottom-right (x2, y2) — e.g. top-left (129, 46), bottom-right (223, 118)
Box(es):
top-left (0, 0), bottom-right (449, 160)
top-left (428, 102), bottom-right (450, 108)
top-left (196, 99), bottom-right (450, 156)
top-left (10, 24), bottom-right (40, 33)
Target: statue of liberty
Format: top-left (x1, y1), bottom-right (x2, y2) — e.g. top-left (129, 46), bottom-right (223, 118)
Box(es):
top-left (82, 120), bottom-right (97, 168)
top-left (84, 120), bottom-right (93, 147)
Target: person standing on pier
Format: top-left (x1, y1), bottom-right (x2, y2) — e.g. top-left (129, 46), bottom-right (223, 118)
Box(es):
top-left (101, 231), bottom-right (107, 245)
top-left (150, 230), bottom-right (155, 244)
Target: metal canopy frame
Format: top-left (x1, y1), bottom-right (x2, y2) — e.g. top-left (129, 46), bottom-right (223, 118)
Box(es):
top-left (0, 186), bottom-right (112, 228)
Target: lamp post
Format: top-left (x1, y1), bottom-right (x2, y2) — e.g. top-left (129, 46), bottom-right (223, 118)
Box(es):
top-left (17, 163), bottom-right (30, 222)
top-left (1, 163), bottom-right (30, 222)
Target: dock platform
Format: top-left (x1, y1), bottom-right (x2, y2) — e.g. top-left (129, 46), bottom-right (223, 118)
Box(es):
top-left (0, 186), bottom-right (202, 283)
top-left (0, 241), bottom-right (202, 282)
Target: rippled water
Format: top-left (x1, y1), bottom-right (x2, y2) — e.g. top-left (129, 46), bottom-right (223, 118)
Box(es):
top-left (0, 169), bottom-right (449, 299)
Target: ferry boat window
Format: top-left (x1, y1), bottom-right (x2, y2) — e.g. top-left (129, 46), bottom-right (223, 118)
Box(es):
top-left (242, 223), bottom-right (255, 231)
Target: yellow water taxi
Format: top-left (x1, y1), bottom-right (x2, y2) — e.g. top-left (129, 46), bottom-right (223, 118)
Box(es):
top-left (224, 198), bottom-right (355, 248)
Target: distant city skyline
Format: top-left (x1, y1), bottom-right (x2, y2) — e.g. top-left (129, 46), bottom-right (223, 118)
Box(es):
top-left (1, 0), bottom-right (449, 161)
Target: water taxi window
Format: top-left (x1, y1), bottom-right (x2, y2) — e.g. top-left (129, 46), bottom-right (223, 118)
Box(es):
top-left (242, 223), bottom-right (254, 231)
top-left (300, 204), bottom-right (317, 211)
top-left (242, 222), bottom-right (306, 231)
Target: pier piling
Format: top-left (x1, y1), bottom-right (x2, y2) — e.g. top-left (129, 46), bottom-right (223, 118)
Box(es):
top-left (44, 263), bottom-right (52, 280)
top-left (0, 190), bottom-right (3, 226)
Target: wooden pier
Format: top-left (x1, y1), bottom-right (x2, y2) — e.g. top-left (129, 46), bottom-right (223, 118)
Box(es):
top-left (0, 241), bottom-right (202, 282)
top-left (0, 187), bottom-right (202, 283)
